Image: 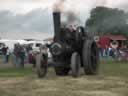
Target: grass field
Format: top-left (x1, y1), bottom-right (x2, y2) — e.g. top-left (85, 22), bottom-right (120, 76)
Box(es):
top-left (0, 60), bottom-right (128, 96)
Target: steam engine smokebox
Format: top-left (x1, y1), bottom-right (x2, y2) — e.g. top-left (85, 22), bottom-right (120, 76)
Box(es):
top-left (52, 12), bottom-right (74, 56)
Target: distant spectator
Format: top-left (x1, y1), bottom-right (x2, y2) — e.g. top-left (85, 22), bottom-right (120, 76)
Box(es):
top-left (26, 44), bottom-right (33, 53)
top-left (25, 44), bottom-right (33, 63)
top-left (13, 43), bottom-right (19, 66)
top-left (19, 45), bottom-right (26, 68)
top-left (104, 45), bottom-right (109, 57)
top-left (108, 46), bottom-right (112, 56)
top-left (2, 44), bottom-right (8, 64)
top-left (28, 51), bottom-right (36, 68)
top-left (6, 47), bottom-right (10, 63)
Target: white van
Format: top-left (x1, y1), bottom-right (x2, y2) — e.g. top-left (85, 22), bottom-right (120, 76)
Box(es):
top-left (26, 40), bottom-right (44, 52)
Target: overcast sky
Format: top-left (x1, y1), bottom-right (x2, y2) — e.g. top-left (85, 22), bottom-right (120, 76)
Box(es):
top-left (0, 0), bottom-right (128, 39)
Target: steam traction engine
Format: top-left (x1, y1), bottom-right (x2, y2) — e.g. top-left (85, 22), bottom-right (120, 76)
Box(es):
top-left (36, 11), bottom-right (99, 78)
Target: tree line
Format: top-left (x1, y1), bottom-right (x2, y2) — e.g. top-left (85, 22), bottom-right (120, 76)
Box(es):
top-left (86, 6), bottom-right (128, 36)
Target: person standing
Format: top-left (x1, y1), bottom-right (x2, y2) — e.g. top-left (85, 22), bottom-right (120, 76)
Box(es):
top-left (2, 44), bottom-right (7, 64)
top-left (19, 45), bottom-right (25, 68)
top-left (6, 47), bottom-right (10, 63)
top-left (26, 44), bottom-right (33, 63)
top-left (13, 44), bottom-right (19, 66)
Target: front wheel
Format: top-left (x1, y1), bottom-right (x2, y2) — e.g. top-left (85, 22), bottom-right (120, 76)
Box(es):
top-left (36, 53), bottom-right (48, 78)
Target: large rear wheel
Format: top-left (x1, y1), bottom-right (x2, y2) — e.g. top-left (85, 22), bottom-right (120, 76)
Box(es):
top-left (82, 40), bottom-right (99, 75)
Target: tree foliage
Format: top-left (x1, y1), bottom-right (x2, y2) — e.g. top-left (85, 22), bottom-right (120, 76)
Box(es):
top-left (86, 7), bottom-right (128, 36)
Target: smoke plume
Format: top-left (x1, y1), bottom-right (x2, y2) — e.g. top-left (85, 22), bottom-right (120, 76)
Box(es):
top-left (53, 0), bottom-right (81, 26)
top-left (53, 0), bottom-right (66, 12)
top-left (95, 0), bottom-right (107, 6)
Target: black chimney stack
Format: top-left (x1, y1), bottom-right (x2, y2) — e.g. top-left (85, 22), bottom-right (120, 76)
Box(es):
top-left (53, 12), bottom-right (61, 42)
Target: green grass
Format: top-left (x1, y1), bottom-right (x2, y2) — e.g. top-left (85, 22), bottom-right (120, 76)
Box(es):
top-left (100, 61), bottom-right (128, 78)
top-left (0, 60), bottom-right (127, 78)
top-left (0, 67), bottom-right (33, 77)
top-left (0, 60), bottom-right (128, 96)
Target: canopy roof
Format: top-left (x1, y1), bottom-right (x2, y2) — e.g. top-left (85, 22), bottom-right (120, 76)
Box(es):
top-left (103, 35), bottom-right (127, 41)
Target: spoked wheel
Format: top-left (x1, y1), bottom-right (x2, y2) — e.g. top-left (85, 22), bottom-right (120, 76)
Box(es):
top-left (71, 52), bottom-right (81, 77)
top-left (54, 66), bottom-right (70, 76)
top-left (82, 40), bottom-right (99, 75)
top-left (36, 53), bottom-right (48, 78)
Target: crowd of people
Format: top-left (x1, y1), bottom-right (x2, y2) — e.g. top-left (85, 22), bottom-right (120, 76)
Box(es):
top-left (98, 45), bottom-right (128, 61)
top-left (1, 43), bottom-right (35, 68)
top-left (1, 43), bottom-right (49, 68)
top-left (12, 43), bottom-right (32, 67)
top-left (1, 44), bottom-right (10, 64)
